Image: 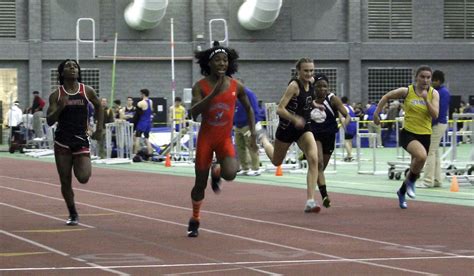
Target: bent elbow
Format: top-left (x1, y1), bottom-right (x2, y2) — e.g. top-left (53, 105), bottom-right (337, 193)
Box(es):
top-left (190, 110), bottom-right (199, 121)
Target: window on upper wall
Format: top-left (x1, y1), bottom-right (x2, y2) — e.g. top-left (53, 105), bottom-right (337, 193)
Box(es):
top-left (0, 0), bottom-right (16, 38)
top-left (50, 69), bottom-right (100, 96)
top-left (444, 0), bottom-right (474, 39)
top-left (290, 68), bottom-right (338, 95)
top-left (368, 68), bottom-right (413, 103)
top-left (368, 0), bottom-right (413, 39)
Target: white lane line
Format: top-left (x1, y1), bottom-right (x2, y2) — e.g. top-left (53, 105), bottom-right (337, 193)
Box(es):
top-left (0, 203), bottom-right (95, 228)
top-left (0, 255), bottom-right (472, 272)
top-left (0, 191), bottom-right (276, 275)
top-left (0, 175), bottom-right (468, 258)
top-left (0, 185), bottom-right (435, 275)
top-left (0, 230), bottom-right (129, 275)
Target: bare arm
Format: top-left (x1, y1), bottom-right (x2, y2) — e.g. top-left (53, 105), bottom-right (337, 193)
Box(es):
top-left (276, 81), bottom-right (305, 129)
top-left (190, 76), bottom-right (225, 119)
top-left (119, 108), bottom-right (125, 120)
top-left (374, 87), bottom-right (408, 125)
top-left (84, 86), bottom-right (103, 141)
top-left (46, 89), bottom-right (64, 126)
top-left (425, 89), bottom-right (439, 119)
top-left (333, 96), bottom-right (350, 128)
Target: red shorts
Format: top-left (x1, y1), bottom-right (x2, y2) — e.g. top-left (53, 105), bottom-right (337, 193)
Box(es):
top-left (195, 132), bottom-right (235, 171)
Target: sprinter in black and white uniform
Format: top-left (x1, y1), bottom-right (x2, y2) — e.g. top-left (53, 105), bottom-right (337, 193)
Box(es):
top-left (310, 73), bottom-right (350, 209)
top-left (47, 59), bottom-right (103, 226)
top-left (259, 57), bottom-right (321, 213)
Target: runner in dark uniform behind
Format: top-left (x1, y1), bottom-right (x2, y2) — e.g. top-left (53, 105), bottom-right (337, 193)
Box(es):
top-left (310, 73), bottom-right (350, 209)
top-left (47, 59), bottom-right (103, 226)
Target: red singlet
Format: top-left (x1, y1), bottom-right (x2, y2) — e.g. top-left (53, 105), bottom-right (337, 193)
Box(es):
top-left (195, 78), bottom-right (238, 170)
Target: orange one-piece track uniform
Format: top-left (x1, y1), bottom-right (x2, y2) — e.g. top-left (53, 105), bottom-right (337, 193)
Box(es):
top-left (195, 78), bottom-right (238, 171)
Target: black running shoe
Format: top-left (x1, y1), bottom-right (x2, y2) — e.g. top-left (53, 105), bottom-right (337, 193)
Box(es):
top-left (187, 218), bottom-right (200, 237)
top-left (66, 215), bottom-right (79, 226)
top-left (322, 196), bottom-right (331, 208)
top-left (210, 164), bottom-right (222, 194)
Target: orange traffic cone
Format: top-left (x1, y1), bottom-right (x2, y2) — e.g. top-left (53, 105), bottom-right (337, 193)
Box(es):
top-left (275, 165), bottom-right (283, 176)
top-left (450, 175), bottom-right (459, 192)
top-left (165, 154), bottom-right (171, 167)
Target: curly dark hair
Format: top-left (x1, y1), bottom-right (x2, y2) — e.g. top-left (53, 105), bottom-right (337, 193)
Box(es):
top-left (57, 59), bottom-right (82, 85)
top-left (194, 41), bottom-right (239, 76)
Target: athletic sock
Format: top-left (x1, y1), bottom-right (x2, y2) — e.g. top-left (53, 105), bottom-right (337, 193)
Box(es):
top-left (399, 182), bottom-right (407, 194)
top-left (192, 200), bottom-right (202, 221)
top-left (67, 204), bottom-right (78, 216)
top-left (408, 170), bottom-right (419, 183)
top-left (319, 185), bottom-right (328, 199)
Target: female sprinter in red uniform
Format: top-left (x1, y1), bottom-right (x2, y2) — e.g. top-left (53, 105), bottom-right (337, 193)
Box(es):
top-left (47, 59), bottom-right (103, 226)
top-left (187, 42), bottom-right (257, 237)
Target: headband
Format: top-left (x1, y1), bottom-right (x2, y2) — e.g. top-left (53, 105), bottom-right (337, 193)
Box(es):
top-left (314, 73), bottom-right (329, 83)
top-left (209, 48), bottom-right (227, 60)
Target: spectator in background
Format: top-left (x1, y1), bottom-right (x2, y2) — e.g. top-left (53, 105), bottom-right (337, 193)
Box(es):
top-left (123, 96), bottom-right (136, 124)
top-left (419, 70), bottom-right (450, 188)
top-left (6, 101), bottom-right (24, 153)
top-left (97, 98), bottom-right (115, 158)
top-left (354, 102), bottom-right (365, 123)
top-left (257, 100), bottom-right (266, 122)
top-left (134, 89), bottom-right (153, 155)
top-left (234, 80), bottom-right (261, 176)
top-left (366, 101), bottom-right (383, 147)
top-left (460, 100), bottom-right (473, 143)
top-left (341, 97), bottom-right (356, 162)
top-left (6, 100), bottom-right (23, 128)
top-left (113, 99), bottom-right (124, 120)
top-left (383, 100), bottom-right (400, 144)
top-left (28, 91), bottom-right (45, 138)
top-left (168, 96), bottom-right (187, 132)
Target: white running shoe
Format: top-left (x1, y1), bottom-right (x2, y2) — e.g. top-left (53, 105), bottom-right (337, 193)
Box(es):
top-left (236, 170), bottom-right (249, 176)
top-left (304, 200), bottom-right (321, 213)
top-left (246, 169), bottom-right (261, 176)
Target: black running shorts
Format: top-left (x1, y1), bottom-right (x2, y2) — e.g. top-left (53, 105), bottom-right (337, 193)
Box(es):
top-left (399, 128), bottom-right (430, 153)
